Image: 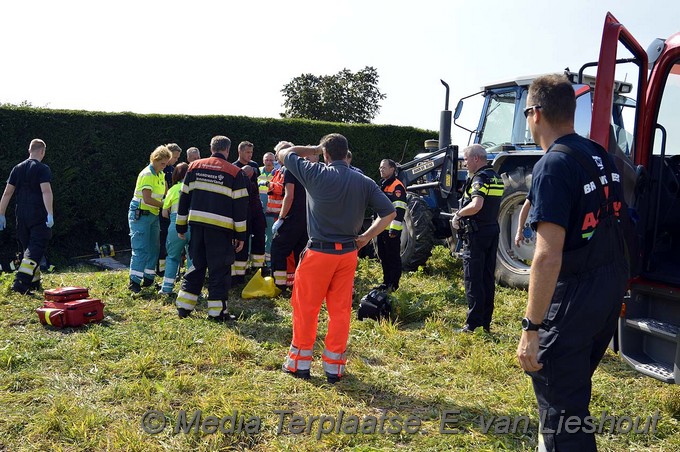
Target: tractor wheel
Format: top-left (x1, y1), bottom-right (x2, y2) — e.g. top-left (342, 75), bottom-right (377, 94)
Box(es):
top-left (495, 167), bottom-right (535, 289)
top-left (400, 192), bottom-right (436, 271)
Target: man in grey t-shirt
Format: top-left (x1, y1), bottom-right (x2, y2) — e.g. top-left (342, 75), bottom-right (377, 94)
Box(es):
top-left (278, 133), bottom-right (395, 383)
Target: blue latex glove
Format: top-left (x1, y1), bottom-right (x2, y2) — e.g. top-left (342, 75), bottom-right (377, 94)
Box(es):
top-left (0, 215), bottom-right (5, 231)
top-left (272, 218), bottom-right (284, 235)
top-left (46, 214), bottom-right (54, 228)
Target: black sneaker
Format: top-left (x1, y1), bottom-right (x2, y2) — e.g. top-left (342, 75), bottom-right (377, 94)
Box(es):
top-left (282, 364), bottom-right (311, 380)
top-left (128, 281), bottom-right (142, 294)
top-left (325, 372), bottom-right (341, 384)
top-left (177, 308), bottom-right (192, 318)
top-left (208, 313), bottom-right (236, 322)
top-left (12, 282), bottom-right (33, 295)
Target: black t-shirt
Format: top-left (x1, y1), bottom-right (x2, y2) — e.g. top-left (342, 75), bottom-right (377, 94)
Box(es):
top-left (283, 167), bottom-right (307, 220)
top-left (527, 133), bottom-right (624, 251)
top-left (8, 158), bottom-right (52, 208)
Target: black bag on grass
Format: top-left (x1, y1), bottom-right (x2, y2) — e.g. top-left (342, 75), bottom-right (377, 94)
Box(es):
top-left (358, 289), bottom-right (391, 321)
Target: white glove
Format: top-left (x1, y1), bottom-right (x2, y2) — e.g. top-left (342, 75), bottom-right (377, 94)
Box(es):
top-left (452, 215), bottom-right (460, 230)
top-left (0, 215), bottom-right (5, 231)
top-left (272, 218), bottom-right (284, 235)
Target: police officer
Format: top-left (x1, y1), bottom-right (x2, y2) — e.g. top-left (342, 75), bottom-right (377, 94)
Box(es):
top-left (175, 135), bottom-right (249, 321)
top-left (516, 74), bottom-right (628, 451)
top-left (232, 141), bottom-right (267, 281)
top-left (453, 144), bottom-right (504, 333)
top-left (376, 159), bottom-right (407, 292)
top-left (0, 139), bottom-right (54, 294)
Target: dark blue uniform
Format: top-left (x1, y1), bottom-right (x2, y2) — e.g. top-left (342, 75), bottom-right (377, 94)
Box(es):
top-left (270, 168), bottom-right (308, 289)
top-left (233, 160), bottom-right (267, 279)
top-left (527, 133), bottom-right (628, 451)
top-left (7, 158), bottom-right (52, 293)
top-left (460, 165), bottom-right (504, 331)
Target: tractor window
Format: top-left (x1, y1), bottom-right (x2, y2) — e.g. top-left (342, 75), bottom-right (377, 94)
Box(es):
top-left (652, 62), bottom-right (680, 156)
top-left (574, 89), bottom-right (592, 139)
top-left (478, 91), bottom-right (516, 148)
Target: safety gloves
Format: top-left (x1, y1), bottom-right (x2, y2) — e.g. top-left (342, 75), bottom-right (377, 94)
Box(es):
top-left (46, 214), bottom-right (54, 228)
top-left (272, 218), bottom-right (284, 235)
top-left (0, 215), bottom-right (5, 231)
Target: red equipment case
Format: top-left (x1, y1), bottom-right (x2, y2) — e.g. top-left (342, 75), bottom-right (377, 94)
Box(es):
top-left (37, 298), bottom-right (105, 328)
top-left (44, 286), bottom-right (90, 302)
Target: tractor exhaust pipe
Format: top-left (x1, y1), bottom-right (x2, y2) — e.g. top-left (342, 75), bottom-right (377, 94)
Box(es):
top-left (439, 80), bottom-right (452, 149)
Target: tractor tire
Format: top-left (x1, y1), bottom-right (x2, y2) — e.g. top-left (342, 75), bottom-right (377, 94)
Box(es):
top-left (400, 192), bottom-right (436, 271)
top-left (495, 167), bottom-right (535, 289)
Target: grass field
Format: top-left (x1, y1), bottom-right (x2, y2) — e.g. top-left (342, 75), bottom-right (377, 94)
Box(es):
top-left (0, 246), bottom-right (678, 451)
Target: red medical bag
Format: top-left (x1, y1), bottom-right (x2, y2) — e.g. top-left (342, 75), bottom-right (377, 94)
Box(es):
top-left (37, 286), bottom-right (104, 328)
top-left (44, 286), bottom-right (90, 302)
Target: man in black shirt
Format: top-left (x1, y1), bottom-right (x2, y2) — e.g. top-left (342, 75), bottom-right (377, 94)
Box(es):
top-left (516, 74), bottom-right (628, 451)
top-left (0, 139), bottom-right (54, 294)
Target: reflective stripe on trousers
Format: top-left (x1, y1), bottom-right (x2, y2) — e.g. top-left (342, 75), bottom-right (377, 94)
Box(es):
top-left (322, 349), bottom-right (346, 377)
top-left (176, 290), bottom-right (198, 311)
top-left (283, 345), bottom-right (313, 372)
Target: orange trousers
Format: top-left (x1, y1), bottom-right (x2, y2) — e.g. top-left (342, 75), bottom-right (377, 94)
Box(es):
top-left (285, 248), bottom-right (358, 376)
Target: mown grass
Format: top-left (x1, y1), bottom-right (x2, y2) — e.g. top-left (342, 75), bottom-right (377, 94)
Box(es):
top-left (0, 246), bottom-right (678, 451)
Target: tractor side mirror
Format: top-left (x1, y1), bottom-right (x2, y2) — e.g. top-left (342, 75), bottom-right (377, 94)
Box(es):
top-left (454, 100), bottom-right (463, 120)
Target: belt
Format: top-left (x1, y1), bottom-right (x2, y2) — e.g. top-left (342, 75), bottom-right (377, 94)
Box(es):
top-left (307, 240), bottom-right (357, 251)
top-left (139, 209), bottom-right (152, 216)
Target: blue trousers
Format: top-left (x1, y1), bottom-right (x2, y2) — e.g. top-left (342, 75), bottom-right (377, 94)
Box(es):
top-left (128, 206), bottom-right (160, 285)
top-left (161, 215), bottom-right (190, 293)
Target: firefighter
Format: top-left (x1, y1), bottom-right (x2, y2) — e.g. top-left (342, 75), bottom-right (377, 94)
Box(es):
top-left (270, 142), bottom-right (308, 292)
top-left (159, 163), bottom-right (189, 296)
top-left (0, 139), bottom-right (54, 294)
top-left (127, 145), bottom-right (172, 293)
top-left (175, 135), bottom-right (249, 321)
top-left (376, 159), bottom-right (406, 292)
top-left (278, 134), bottom-right (395, 383)
top-left (258, 151), bottom-right (277, 265)
top-left (453, 144), bottom-right (504, 333)
top-left (232, 141), bottom-right (266, 282)
top-left (516, 74), bottom-right (628, 451)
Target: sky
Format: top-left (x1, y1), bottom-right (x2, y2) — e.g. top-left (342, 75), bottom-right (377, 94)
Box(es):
top-left (2, 0), bottom-right (680, 146)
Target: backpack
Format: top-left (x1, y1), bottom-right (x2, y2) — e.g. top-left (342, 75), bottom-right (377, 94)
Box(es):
top-left (358, 289), bottom-right (391, 321)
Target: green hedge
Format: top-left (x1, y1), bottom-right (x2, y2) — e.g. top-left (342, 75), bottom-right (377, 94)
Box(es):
top-left (0, 107), bottom-right (435, 261)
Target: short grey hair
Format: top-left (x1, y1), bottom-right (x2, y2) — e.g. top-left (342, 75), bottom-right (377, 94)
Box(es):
top-left (463, 144), bottom-right (487, 160)
top-left (210, 136), bottom-right (231, 153)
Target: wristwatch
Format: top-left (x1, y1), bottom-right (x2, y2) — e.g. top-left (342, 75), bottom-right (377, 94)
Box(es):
top-left (521, 317), bottom-right (541, 331)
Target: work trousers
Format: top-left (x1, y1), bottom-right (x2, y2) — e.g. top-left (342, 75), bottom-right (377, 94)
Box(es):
top-left (233, 201), bottom-right (266, 276)
top-left (14, 204), bottom-right (51, 291)
top-left (376, 230), bottom-right (402, 291)
top-left (531, 262), bottom-right (626, 451)
top-left (283, 248), bottom-right (358, 378)
top-left (264, 212), bottom-right (276, 264)
top-left (128, 206), bottom-right (160, 285)
top-left (179, 224), bottom-right (234, 312)
top-left (270, 215), bottom-right (307, 288)
top-left (161, 213), bottom-right (190, 294)
top-left (462, 228), bottom-right (499, 330)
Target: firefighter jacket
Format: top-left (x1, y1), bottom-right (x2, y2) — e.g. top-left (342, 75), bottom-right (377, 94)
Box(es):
top-left (266, 169), bottom-right (285, 216)
top-left (380, 176), bottom-right (407, 235)
top-left (461, 165), bottom-right (504, 229)
top-left (175, 153), bottom-right (249, 240)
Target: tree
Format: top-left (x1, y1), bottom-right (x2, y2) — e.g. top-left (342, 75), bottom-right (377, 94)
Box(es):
top-left (280, 66), bottom-right (386, 124)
